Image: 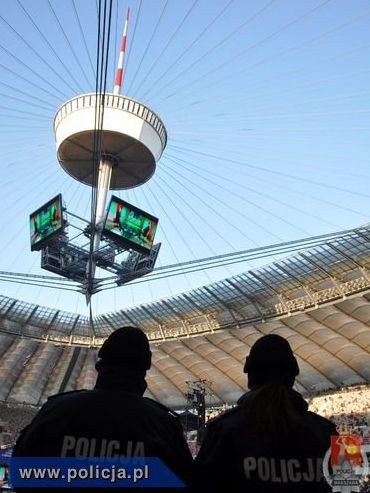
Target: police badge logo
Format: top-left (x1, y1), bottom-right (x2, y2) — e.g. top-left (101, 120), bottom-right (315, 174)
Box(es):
top-left (322, 434), bottom-right (369, 493)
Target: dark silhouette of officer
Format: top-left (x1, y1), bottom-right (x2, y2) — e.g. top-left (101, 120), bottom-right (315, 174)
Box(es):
top-left (13, 327), bottom-right (193, 491)
top-left (195, 334), bottom-right (336, 492)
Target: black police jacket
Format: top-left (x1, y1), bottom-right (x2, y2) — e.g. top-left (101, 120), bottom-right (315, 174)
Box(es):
top-left (195, 388), bottom-right (337, 493)
top-left (12, 382), bottom-right (193, 492)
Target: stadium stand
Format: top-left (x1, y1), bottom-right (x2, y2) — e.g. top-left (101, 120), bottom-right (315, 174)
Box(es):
top-left (0, 403), bottom-right (36, 447)
top-left (0, 231), bottom-right (369, 458)
top-left (1, 386), bottom-right (368, 449)
top-left (309, 385), bottom-right (370, 441)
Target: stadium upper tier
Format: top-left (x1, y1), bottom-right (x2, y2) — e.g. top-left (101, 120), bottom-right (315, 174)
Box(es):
top-left (0, 226), bottom-right (369, 408)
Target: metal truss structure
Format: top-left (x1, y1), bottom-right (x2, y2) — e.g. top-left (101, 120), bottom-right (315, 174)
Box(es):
top-left (36, 208), bottom-right (161, 294)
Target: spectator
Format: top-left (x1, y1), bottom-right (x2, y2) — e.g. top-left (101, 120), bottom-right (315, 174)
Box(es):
top-left (13, 327), bottom-right (193, 491)
top-left (195, 334), bottom-right (336, 492)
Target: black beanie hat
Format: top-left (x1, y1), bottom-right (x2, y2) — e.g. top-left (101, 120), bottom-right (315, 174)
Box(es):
top-left (244, 334), bottom-right (299, 388)
top-left (96, 326), bottom-right (151, 371)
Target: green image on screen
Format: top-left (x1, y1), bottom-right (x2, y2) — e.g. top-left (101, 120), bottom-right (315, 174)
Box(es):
top-left (30, 195), bottom-right (63, 250)
top-left (104, 197), bottom-right (157, 252)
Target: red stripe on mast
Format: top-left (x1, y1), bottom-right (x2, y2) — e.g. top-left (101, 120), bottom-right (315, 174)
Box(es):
top-left (113, 7), bottom-right (130, 95)
top-left (115, 68), bottom-right (123, 87)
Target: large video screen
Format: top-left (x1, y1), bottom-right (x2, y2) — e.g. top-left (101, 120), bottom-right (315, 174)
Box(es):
top-left (30, 194), bottom-right (63, 251)
top-left (103, 196), bottom-right (158, 254)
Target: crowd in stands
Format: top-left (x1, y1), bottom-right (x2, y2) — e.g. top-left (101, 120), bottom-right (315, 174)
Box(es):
top-left (204, 385), bottom-right (370, 440)
top-left (308, 385), bottom-right (370, 441)
top-left (0, 403), bottom-right (36, 448)
top-left (205, 403), bottom-right (234, 421)
top-left (1, 386), bottom-right (369, 448)
top-left (308, 385), bottom-right (369, 415)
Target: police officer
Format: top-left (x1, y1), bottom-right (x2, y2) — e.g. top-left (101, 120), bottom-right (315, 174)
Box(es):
top-left (13, 326), bottom-right (193, 491)
top-left (195, 334), bottom-right (336, 492)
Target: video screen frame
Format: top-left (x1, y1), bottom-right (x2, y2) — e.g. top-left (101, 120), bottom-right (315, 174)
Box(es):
top-left (103, 195), bottom-right (158, 254)
top-left (30, 194), bottom-right (64, 252)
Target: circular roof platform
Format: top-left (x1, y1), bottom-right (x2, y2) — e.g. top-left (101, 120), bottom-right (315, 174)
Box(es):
top-left (54, 93), bottom-right (167, 189)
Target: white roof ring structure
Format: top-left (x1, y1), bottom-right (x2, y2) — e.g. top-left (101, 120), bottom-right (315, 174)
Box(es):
top-left (54, 93), bottom-right (167, 189)
top-left (0, 226), bottom-right (369, 409)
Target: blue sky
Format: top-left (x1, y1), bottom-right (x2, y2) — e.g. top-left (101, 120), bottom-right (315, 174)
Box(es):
top-left (0, 0), bottom-right (369, 316)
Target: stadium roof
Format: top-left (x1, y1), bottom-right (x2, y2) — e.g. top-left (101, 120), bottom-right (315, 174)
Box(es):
top-left (0, 226), bottom-right (370, 409)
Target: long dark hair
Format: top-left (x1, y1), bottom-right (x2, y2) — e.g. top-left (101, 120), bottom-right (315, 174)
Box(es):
top-left (241, 381), bottom-right (307, 439)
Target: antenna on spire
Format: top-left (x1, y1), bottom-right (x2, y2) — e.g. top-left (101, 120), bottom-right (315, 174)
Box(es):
top-left (113, 7), bottom-right (130, 95)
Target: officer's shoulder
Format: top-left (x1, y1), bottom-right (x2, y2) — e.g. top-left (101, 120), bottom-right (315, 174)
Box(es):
top-left (307, 410), bottom-right (337, 431)
top-left (47, 389), bottom-right (89, 403)
top-left (143, 397), bottom-right (179, 419)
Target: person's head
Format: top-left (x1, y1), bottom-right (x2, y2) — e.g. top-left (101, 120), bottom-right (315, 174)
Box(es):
top-left (244, 334), bottom-right (299, 389)
top-left (95, 326), bottom-right (152, 376)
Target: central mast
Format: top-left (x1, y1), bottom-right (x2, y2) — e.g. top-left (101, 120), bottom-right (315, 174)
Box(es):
top-left (87, 8), bottom-right (131, 301)
top-left (52, 6), bottom-right (167, 304)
